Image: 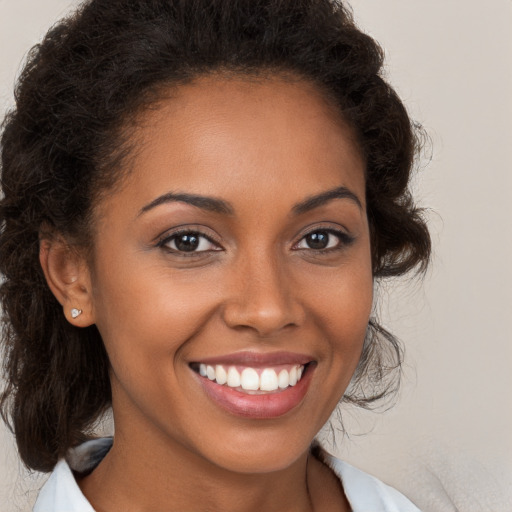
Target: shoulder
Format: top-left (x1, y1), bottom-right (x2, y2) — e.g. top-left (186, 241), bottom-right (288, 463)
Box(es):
top-left (33, 458), bottom-right (94, 512)
top-left (33, 438), bottom-right (113, 512)
top-left (315, 446), bottom-right (421, 512)
top-left (34, 438), bottom-right (420, 512)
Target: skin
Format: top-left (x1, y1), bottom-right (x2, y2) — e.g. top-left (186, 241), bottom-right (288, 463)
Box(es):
top-left (42, 75), bottom-right (373, 511)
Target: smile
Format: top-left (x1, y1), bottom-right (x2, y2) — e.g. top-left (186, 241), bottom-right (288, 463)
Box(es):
top-left (190, 353), bottom-right (315, 419)
top-left (195, 363), bottom-right (305, 393)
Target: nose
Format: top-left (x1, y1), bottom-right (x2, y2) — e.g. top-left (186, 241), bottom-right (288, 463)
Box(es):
top-left (221, 252), bottom-right (305, 337)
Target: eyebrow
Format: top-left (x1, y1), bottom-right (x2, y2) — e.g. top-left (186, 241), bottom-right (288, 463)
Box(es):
top-left (138, 185), bottom-right (362, 218)
top-left (291, 186), bottom-right (363, 215)
top-left (138, 192), bottom-right (235, 216)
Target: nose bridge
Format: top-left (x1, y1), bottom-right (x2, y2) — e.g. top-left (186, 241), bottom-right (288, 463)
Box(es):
top-left (222, 245), bottom-right (302, 336)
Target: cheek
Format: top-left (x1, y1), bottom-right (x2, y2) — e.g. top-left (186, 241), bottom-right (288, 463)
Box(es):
top-left (307, 257), bottom-right (373, 375)
top-left (90, 264), bottom-right (224, 431)
top-left (326, 283), bottom-right (372, 362)
top-left (90, 255), bottom-right (223, 371)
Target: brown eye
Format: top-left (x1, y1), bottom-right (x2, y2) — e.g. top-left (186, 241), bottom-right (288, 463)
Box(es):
top-left (296, 230), bottom-right (340, 250)
top-left (304, 231), bottom-right (330, 249)
top-left (161, 231), bottom-right (219, 253)
top-left (174, 233), bottom-right (200, 252)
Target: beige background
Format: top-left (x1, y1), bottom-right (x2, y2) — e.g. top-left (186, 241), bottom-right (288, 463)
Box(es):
top-left (1, 1), bottom-right (511, 511)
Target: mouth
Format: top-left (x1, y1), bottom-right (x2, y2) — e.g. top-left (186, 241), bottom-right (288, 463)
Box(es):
top-left (189, 353), bottom-right (316, 418)
top-left (190, 362), bottom-right (309, 394)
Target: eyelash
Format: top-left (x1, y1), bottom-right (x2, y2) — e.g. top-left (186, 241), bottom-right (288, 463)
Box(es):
top-left (293, 228), bottom-right (355, 254)
top-left (156, 227), bottom-right (355, 256)
top-left (156, 228), bottom-right (221, 256)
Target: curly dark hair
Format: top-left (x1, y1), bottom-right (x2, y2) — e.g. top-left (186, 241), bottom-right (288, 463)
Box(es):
top-left (0, 0), bottom-right (430, 472)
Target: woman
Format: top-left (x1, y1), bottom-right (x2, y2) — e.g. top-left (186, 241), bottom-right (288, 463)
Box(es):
top-left (0, 0), bottom-right (430, 510)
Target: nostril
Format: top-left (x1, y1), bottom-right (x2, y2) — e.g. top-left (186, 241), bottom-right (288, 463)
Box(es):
top-left (221, 299), bottom-right (303, 337)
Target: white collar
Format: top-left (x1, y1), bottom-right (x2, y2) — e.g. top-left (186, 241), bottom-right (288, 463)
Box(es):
top-left (34, 437), bottom-right (420, 512)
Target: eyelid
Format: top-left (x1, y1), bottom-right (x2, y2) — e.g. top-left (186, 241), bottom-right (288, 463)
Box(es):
top-left (155, 226), bottom-right (223, 253)
top-left (292, 224), bottom-right (355, 251)
top-left (153, 223), bottom-right (354, 255)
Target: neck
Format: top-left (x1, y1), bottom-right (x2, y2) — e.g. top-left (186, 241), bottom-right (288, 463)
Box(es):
top-left (79, 430), bottom-right (317, 512)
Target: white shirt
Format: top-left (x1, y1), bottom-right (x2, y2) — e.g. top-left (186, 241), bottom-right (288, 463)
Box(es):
top-left (33, 438), bottom-right (421, 511)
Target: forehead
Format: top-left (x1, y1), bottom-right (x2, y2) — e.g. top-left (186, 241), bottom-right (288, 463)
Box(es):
top-left (99, 75), bottom-right (366, 219)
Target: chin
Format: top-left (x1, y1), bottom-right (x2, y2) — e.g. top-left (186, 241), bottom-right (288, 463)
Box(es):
top-left (192, 425), bottom-right (315, 475)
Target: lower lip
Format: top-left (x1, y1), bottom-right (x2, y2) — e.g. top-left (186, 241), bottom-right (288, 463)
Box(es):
top-left (196, 366), bottom-right (314, 419)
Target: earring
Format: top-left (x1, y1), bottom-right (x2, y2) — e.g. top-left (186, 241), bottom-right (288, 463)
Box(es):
top-left (71, 308), bottom-right (82, 319)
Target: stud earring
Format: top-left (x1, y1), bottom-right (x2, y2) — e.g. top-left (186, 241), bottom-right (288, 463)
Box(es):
top-left (71, 308), bottom-right (82, 319)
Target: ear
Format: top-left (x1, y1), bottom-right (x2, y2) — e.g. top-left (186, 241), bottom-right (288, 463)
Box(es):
top-left (39, 235), bottom-right (95, 327)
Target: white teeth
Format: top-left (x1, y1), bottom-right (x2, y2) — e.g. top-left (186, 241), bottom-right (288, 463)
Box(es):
top-left (278, 369), bottom-right (289, 389)
top-left (289, 366), bottom-right (298, 386)
top-left (197, 363), bottom-right (305, 392)
top-left (260, 369), bottom-right (278, 391)
top-left (227, 366), bottom-right (241, 387)
top-left (215, 365), bottom-right (227, 385)
top-left (240, 368), bottom-right (260, 390)
top-left (206, 365), bottom-right (215, 381)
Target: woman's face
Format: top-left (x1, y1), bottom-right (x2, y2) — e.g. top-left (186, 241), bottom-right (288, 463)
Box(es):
top-left (87, 75), bottom-right (372, 473)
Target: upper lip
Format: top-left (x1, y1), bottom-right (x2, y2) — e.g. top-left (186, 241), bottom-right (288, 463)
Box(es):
top-left (190, 351), bottom-right (314, 366)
